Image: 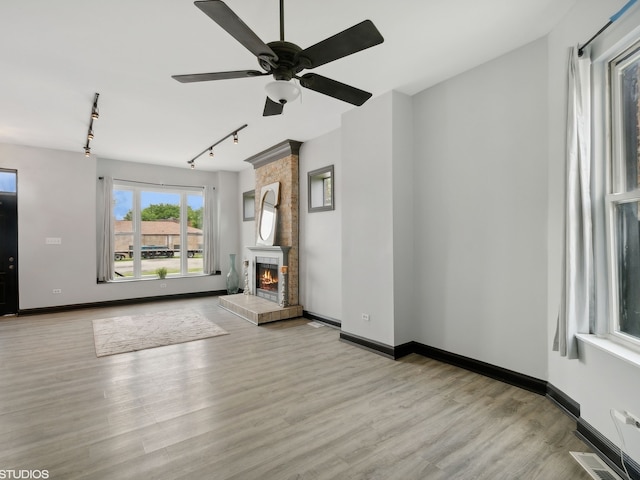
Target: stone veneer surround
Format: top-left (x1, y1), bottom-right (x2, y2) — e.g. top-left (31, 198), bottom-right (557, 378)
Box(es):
top-left (245, 140), bottom-right (302, 307)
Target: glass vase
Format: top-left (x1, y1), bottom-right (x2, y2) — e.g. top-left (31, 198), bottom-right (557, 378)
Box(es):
top-left (226, 253), bottom-right (240, 294)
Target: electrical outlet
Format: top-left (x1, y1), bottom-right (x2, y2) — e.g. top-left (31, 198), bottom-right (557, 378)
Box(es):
top-left (613, 409), bottom-right (627, 424)
top-left (160, 283), bottom-right (167, 288)
top-left (361, 313), bottom-right (370, 321)
top-left (45, 237), bottom-right (62, 245)
top-left (624, 410), bottom-right (640, 428)
top-left (52, 288), bottom-right (62, 294)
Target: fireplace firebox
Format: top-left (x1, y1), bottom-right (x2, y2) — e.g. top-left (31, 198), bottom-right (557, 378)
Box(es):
top-left (247, 246), bottom-right (291, 306)
top-left (255, 256), bottom-right (279, 302)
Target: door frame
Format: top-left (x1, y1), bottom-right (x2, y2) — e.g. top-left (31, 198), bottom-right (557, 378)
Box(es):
top-left (0, 168), bottom-right (18, 315)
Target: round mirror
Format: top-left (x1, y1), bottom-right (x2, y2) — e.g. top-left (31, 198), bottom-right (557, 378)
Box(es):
top-left (259, 190), bottom-right (276, 242)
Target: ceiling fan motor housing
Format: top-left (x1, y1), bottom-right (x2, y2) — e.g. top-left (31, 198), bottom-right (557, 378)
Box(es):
top-left (260, 41), bottom-right (310, 81)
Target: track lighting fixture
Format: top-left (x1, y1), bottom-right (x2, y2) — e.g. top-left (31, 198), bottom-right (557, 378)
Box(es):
top-left (91, 93), bottom-right (100, 119)
top-left (83, 93), bottom-right (100, 157)
top-left (186, 124), bottom-right (248, 168)
top-left (190, 162), bottom-right (195, 170)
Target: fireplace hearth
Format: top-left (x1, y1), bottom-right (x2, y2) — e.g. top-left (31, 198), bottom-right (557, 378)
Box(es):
top-left (218, 244), bottom-right (301, 325)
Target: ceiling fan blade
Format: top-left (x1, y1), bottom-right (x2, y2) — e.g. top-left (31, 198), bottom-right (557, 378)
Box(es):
top-left (299, 20), bottom-right (383, 69)
top-left (172, 70), bottom-right (267, 83)
top-left (299, 73), bottom-right (372, 106)
top-left (263, 97), bottom-right (284, 116)
top-left (195, 1), bottom-right (278, 63)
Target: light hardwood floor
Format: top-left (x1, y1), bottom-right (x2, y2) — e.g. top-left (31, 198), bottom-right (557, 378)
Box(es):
top-left (0, 297), bottom-right (592, 479)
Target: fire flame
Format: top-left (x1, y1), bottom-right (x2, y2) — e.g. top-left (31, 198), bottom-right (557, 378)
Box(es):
top-left (261, 269), bottom-right (277, 285)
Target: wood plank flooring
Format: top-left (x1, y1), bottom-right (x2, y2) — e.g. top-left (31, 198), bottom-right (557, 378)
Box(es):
top-left (0, 297), bottom-right (592, 479)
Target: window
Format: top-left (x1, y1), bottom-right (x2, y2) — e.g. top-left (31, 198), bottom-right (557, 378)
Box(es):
top-left (243, 190), bottom-right (255, 221)
top-left (0, 170), bottom-right (16, 193)
top-left (308, 165), bottom-right (334, 212)
top-left (607, 40), bottom-right (640, 344)
top-left (112, 181), bottom-right (204, 280)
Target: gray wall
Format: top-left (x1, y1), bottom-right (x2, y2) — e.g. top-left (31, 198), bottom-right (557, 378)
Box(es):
top-left (341, 92), bottom-right (397, 345)
top-left (299, 129), bottom-right (343, 321)
top-left (546, 0), bottom-right (640, 452)
top-left (0, 144), bottom-right (237, 309)
top-left (4, 0), bottom-right (640, 459)
top-left (239, 167), bottom-right (256, 264)
top-left (412, 38), bottom-right (549, 379)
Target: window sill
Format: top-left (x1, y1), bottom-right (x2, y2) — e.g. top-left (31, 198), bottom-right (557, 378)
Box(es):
top-left (576, 333), bottom-right (640, 368)
top-left (98, 271), bottom-right (221, 284)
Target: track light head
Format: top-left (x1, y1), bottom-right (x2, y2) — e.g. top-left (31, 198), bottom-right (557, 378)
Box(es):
top-left (233, 132), bottom-right (238, 144)
top-left (87, 131), bottom-right (94, 141)
top-left (84, 147), bottom-right (91, 157)
top-left (209, 148), bottom-right (214, 157)
top-left (91, 110), bottom-right (99, 120)
top-left (190, 162), bottom-right (195, 170)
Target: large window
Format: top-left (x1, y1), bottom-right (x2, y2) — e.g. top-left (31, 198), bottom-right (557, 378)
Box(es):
top-left (112, 182), bottom-right (204, 280)
top-left (607, 40), bottom-right (640, 344)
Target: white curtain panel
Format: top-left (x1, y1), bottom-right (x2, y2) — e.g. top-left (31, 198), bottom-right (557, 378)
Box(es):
top-left (202, 185), bottom-right (217, 275)
top-left (554, 47), bottom-right (594, 359)
top-left (97, 176), bottom-right (115, 282)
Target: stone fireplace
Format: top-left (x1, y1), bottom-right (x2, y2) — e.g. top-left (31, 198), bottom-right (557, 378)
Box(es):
top-left (218, 140), bottom-right (303, 324)
top-left (247, 245), bottom-right (291, 305)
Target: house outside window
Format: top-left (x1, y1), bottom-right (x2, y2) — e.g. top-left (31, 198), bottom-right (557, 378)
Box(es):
top-left (112, 182), bottom-right (204, 280)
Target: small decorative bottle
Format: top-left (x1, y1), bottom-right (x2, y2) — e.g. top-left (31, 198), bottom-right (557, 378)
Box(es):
top-left (226, 253), bottom-right (240, 294)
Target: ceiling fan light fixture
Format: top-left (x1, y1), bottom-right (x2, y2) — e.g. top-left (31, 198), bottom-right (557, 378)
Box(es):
top-left (265, 80), bottom-right (300, 105)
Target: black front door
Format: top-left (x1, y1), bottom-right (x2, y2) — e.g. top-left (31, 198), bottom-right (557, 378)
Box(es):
top-left (0, 170), bottom-right (18, 315)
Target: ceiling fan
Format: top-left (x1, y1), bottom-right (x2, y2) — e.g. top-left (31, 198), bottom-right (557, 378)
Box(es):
top-left (172, 0), bottom-right (384, 116)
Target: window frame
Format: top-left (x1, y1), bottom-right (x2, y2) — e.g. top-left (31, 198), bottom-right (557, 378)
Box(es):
top-left (112, 180), bottom-right (205, 281)
top-left (308, 165), bottom-right (335, 213)
top-left (604, 38), bottom-right (640, 349)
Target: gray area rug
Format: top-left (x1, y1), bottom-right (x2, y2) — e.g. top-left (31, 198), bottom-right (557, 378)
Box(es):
top-left (92, 309), bottom-right (228, 357)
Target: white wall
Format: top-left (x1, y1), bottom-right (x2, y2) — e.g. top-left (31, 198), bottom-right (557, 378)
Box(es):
top-left (0, 143), bottom-right (235, 310)
top-left (299, 129), bottom-right (343, 321)
top-left (547, 0), bottom-right (640, 454)
top-left (412, 39), bottom-right (549, 379)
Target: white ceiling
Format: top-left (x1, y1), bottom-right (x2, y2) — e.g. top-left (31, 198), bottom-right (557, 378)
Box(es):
top-left (0, 0), bottom-right (577, 172)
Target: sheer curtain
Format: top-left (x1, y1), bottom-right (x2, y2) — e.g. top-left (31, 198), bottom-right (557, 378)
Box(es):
top-left (202, 185), bottom-right (217, 275)
top-left (554, 46), bottom-right (594, 359)
top-left (97, 176), bottom-right (114, 282)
